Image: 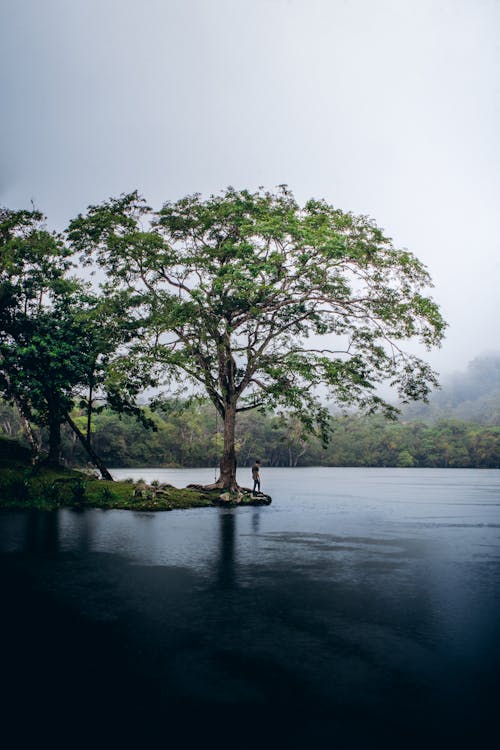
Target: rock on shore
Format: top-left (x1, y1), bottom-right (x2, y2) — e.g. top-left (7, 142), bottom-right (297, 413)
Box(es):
top-left (186, 485), bottom-right (272, 506)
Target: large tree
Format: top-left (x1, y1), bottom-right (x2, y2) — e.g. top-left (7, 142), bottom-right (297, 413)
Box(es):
top-left (68, 187), bottom-right (446, 489)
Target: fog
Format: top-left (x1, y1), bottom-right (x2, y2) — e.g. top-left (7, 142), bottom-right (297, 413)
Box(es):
top-left (1, 0), bottom-right (499, 378)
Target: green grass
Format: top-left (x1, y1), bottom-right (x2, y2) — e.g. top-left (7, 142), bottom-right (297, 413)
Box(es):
top-left (0, 436), bottom-right (270, 511)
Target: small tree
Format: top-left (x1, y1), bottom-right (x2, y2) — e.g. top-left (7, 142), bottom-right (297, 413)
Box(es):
top-left (68, 187), bottom-right (446, 490)
top-left (0, 207), bottom-right (72, 461)
top-left (0, 207), bottom-right (140, 478)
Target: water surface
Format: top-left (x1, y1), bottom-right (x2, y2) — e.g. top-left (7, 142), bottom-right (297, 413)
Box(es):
top-left (1, 468), bottom-right (499, 747)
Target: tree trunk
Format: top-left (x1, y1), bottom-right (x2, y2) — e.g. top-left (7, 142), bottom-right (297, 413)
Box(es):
top-left (65, 412), bottom-right (114, 481)
top-left (2, 372), bottom-right (41, 463)
top-left (11, 397), bottom-right (41, 464)
top-left (20, 410), bottom-right (41, 465)
top-left (87, 384), bottom-right (93, 444)
top-left (218, 403), bottom-right (238, 489)
top-left (203, 403), bottom-right (238, 490)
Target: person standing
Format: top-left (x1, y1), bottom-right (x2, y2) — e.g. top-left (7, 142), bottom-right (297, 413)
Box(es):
top-left (252, 460), bottom-right (261, 494)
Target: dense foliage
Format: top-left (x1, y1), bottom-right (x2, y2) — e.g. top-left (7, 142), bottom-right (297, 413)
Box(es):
top-left (1, 399), bottom-right (498, 469)
top-left (0, 208), bottom-right (150, 476)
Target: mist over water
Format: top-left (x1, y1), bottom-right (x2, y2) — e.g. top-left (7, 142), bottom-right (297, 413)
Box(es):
top-left (1, 467), bottom-right (499, 747)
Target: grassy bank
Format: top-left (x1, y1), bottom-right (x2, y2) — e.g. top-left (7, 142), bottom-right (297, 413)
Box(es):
top-left (0, 437), bottom-right (271, 511)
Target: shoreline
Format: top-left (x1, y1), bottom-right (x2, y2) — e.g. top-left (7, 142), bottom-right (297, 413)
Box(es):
top-left (0, 438), bottom-right (272, 512)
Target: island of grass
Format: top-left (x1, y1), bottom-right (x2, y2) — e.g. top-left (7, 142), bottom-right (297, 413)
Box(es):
top-left (0, 437), bottom-right (272, 511)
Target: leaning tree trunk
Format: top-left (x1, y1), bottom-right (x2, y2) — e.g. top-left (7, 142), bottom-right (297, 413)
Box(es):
top-left (13, 396), bottom-right (41, 464)
top-left (19, 409), bottom-right (41, 465)
top-left (2, 372), bottom-right (41, 463)
top-left (65, 413), bottom-right (114, 481)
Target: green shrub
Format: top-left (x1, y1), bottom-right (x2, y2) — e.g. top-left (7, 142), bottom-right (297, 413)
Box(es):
top-left (100, 486), bottom-right (113, 503)
top-left (71, 478), bottom-right (87, 505)
top-left (37, 480), bottom-right (62, 506)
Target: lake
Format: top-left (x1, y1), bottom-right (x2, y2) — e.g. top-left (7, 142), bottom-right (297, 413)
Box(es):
top-left (1, 467), bottom-right (499, 748)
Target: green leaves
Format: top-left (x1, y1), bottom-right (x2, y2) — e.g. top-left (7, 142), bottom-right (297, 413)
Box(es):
top-left (1, 208), bottom-right (72, 320)
top-left (65, 185), bottom-right (447, 457)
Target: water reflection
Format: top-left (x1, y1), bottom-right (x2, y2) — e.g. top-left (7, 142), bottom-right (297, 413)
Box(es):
top-left (25, 510), bottom-right (59, 556)
top-left (216, 507), bottom-right (262, 588)
top-left (66, 509), bottom-right (94, 553)
top-left (1, 469), bottom-right (499, 747)
top-left (217, 510), bottom-right (236, 589)
top-left (251, 508), bottom-right (261, 533)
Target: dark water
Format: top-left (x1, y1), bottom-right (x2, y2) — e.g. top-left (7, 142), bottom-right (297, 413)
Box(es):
top-left (1, 468), bottom-right (500, 748)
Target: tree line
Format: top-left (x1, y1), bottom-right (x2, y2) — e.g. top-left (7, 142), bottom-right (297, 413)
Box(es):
top-left (2, 399), bottom-right (498, 469)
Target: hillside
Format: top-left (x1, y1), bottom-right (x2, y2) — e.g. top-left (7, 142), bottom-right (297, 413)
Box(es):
top-left (401, 353), bottom-right (500, 424)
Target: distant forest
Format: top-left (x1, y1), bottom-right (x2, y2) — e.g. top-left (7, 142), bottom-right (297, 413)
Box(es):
top-left (402, 353), bottom-right (500, 424)
top-left (1, 354), bottom-right (499, 469)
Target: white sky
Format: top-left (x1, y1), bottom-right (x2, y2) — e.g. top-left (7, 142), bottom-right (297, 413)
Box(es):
top-left (1, 0), bottom-right (499, 377)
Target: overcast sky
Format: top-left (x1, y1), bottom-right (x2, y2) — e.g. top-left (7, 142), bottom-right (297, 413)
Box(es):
top-left (1, 0), bottom-right (499, 377)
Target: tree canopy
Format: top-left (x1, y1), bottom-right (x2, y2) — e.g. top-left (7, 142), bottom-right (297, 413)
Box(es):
top-left (68, 186), bottom-right (446, 489)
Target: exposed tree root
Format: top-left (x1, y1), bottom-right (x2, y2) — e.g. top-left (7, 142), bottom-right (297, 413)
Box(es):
top-left (186, 482), bottom-right (272, 506)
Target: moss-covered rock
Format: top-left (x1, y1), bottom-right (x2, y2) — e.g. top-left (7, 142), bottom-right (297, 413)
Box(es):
top-left (186, 484), bottom-right (272, 506)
